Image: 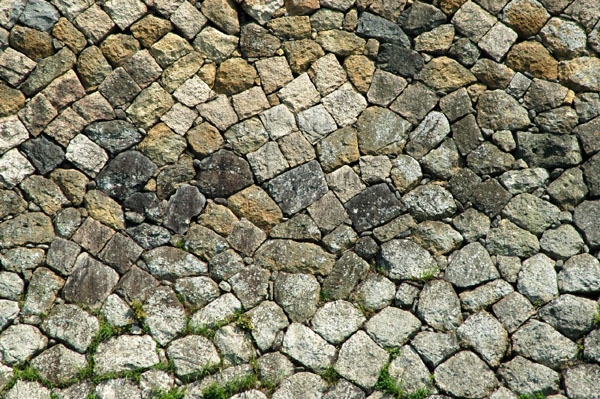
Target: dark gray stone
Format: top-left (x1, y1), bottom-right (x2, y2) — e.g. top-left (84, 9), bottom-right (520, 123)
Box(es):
top-left (399, 1), bottom-right (446, 35)
top-left (98, 233), bottom-right (144, 274)
top-left (516, 132), bottom-right (582, 168)
top-left (18, 0), bottom-right (59, 32)
top-left (448, 168), bottom-right (482, 204)
top-left (377, 43), bottom-right (424, 78)
top-left (84, 120), bottom-right (143, 155)
top-left (196, 150), bottom-right (254, 198)
top-left (115, 266), bottom-right (159, 303)
top-left (126, 223), bottom-right (171, 250)
top-left (20, 136), bottom-right (65, 175)
top-left (265, 160), bottom-right (328, 216)
top-left (124, 192), bottom-right (164, 223)
top-left (467, 142), bottom-right (514, 175)
top-left (471, 179), bottom-right (512, 217)
top-left (344, 183), bottom-right (404, 232)
top-left (356, 12), bottom-right (410, 47)
top-left (390, 82), bottom-right (438, 125)
top-left (62, 253), bottom-right (119, 308)
top-left (448, 37), bottom-right (481, 67)
top-left (583, 152), bottom-right (600, 197)
top-left (163, 184), bottom-right (206, 234)
top-left (96, 151), bottom-right (158, 201)
top-left (21, 48), bottom-right (76, 96)
top-left (240, 23), bottom-right (281, 58)
top-left (576, 117), bottom-right (600, 155)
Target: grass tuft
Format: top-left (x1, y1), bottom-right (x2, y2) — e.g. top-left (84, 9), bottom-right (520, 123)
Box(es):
top-left (202, 373), bottom-right (258, 399)
top-left (151, 387), bottom-right (186, 399)
top-left (375, 365), bottom-right (432, 399)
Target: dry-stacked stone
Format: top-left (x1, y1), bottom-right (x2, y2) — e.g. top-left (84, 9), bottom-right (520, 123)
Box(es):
top-left (1, 0), bottom-right (600, 397)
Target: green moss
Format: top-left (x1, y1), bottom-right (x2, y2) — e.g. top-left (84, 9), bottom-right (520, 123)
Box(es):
top-left (375, 365), bottom-right (432, 399)
top-left (319, 366), bottom-right (339, 386)
top-left (518, 393), bottom-right (546, 399)
top-left (151, 387), bottom-right (186, 399)
top-left (202, 373), bottom-right (258, 399)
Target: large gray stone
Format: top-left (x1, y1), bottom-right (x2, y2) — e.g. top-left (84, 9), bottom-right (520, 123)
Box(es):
top-left (512, 320), bottom-right (578, 369)
top-left (498, 356), bottom-right (559, 396)
top-left (282, 323), bottom-right (336, 372)
top-left (274, 272), bottom-right (320, 323)
top-left (166, 335), bottom-right (220, 378)
top-left (40, 304), bottom-right (98, 353)
top-left (255, 239), bottom-right (335, 275)
top-left (344, 183), bottom-right (404, 232)
top-left (311, 300), bottom-right (365, 344)
top-left (265, 160), bottom-right (328, 216)
top-left (445, 242), bottom-right (499, 288)
top-left (564, 364), bottom-right (600, 399)
top-left (517, 254), bottom-right (558, 306)
top-left (558, 253), bottom-right (600, 293)
top-left (0, 324), bottom-right (47, 365)
top-left (403, 184), bottom-right (456, 221)
top-left (434, 351), bottom-right (498, 399)
top-left (417, 280), bottom-right (462, 332)
top-left (456, 311), bottom-right (508, 367)
top-left (366, 307), bottom-right (421, 348)
top-left (538, 294), bottom-right (598, 339)
top-left (378, 239), bottom-right (437, 281)
top-left (96, 151), bottom-right (157, 201)
top-left (94, 335), bottom-right (159, 375)
top-left (516, 131), bottom-right (582, 168)
top-left (334, 331), bottom-right (388, 389)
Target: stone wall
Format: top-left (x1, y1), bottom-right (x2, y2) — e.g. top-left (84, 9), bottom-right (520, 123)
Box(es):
top-left (1, 0), bottom-right (600, 397)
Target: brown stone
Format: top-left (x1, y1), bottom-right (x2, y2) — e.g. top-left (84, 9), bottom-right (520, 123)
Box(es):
top-left (283, 39), bottom-right (325, 74)
top-left (198, 63), bottom-right (217, 88)
top-left (437, 0), bottom-right (467, 14)
top-left (418, 56), bottom-right (477, 93)
top-left (130, 14), bottom-right (173, 48)
top-left (285, 0), bottom-right (320, 15)
top-left (197, 201), bottom-right (239, 236)
top-left (343, 55), bottom-right (375, 93)
top-left (9, 25), bottom-right (54, 60)
top-left (506, 41), bottom-right (558, 80)
top-left (503, 0), bottom-right (549, 38)
top-left (213, 57), bottom-right (257, 96)
top-left (187, 122), bottom-right (224, 157)
top-left (137, 123), bottom-right (187, 166)
top-left (559, 57), bottom-right (600, 92)
top-left (201, 0), bottom-right (240, 35)
top-left (52, 18), bottom-right (87, 54)
top-left (0, 83), bottom-right (25, 117)
top-left (268, 16), bottom-right (312, 39)
top-left (100, 34), bottom-right (141, 66)
top-left (317, 30), bottom-right (366, 56)
top-left (228, 185), bottom-right (283, 229)
top-left (83, 190), bottom-right (125, 231)
top-left (50, 168), bottom-right (88, 206)
top-left (76, 46), bottom-right (113, 90)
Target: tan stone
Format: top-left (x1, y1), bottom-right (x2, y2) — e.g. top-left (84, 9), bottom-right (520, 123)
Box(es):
top-left (417, 56), bottom-right (477, 93)
top-left (268, 16), bottom-right (311, 39)
top-left (131, 14), bottom-right (173, 48)
top-left (53, 18), bottom-right (87, 54)
top-left (316, 126), bottom-right (360, 172)
top-left (559, 57), bottom-right (600, 92)
top-left (502, 0), bottom-right (549, 38)
top-left (414, 24), bottom-right (455, 54)
top-left (161, 51), bottom-right (203, 93)
top-left (149, 32), bottom-right (193, 68)
top-left (506, 41), bottom-right (558, 80)
top-left (187, 122), bottom-right (223, 157)
top-left (228, 185), bottom-right (283, 229)
top-left (198, 63), bottom-right (217, 88)
top-left (437, 0), bottom-right (466, 14)
top-left (283, 39), bottom-right (325, 74)
top-left (214, 57), bottom-right (257, 95)
top-left (317, 30), bottom-right (366, 56)
top-left (201, 0), bottom-right (240, 35)
top-left (285, 0), bottom-right (320, 15)
top-left (0, 83), bottom-right (25, 117)
top-left (343, 55), bottom-right (375, 94)
top-left (126, 82), bottom-right (174, 129)
top-left (76, 46), bottom-right (113, 90)
top-left (20, 176), bottom-right (69, 215)
top-left (138, 123), bottom-right (186, 166)
top-left (84, 190), bottom-right (125, 230)
top-left (9, 25), bottom-right (54, 60)
top-left (100, 34), bottom-right (141, 66)
top-left (197, 201), bottom-right (239, 236)
top-left (50, 168), bottom-right (88, 206)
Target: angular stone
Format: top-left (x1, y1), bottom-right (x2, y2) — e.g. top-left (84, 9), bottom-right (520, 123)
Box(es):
top-left (194, 150), bottom-right (253, 198)
top-left (0, 212), bottom-right (54, 247)
top-left (62, 247), bottom-right (114, 299)
top-left (506, 41), bottom-right (558, 80)
top-left (115, 266), bottom-right (159, 302)
top-left (0, 324), bottom-right (47, 365)
top-left (74, 4), bottom-right (114, 43)
top-left (477, 89), bottom-right (529, 131)
top-left (492, 291), bottom-right (535, 333)
top-left (419, 56), bottom-right (477, 93)
top-left (377, 239), bottom-right (436, 281)
top-left (538, 294), bottom-right (597, 340)
top-left (512, 319), bottom-right (578, 369)
top-left (272, 373), bottom-right (327, 399)
top-left (174, 276), bottom-right (219, 309)
top-left (162, 184), bottom-right (205, 234)
top-left (558, 254), bottom-right (600, 294)
top-left (143, 246), bottom-right (207, 281)
top-left (183, 224), bottom-right (228, 261)
top-left (98, 233), bottom-right (143, 274)
top-left (192, 26), bottom-right (238, 63)
top-left (377, 43), bottom-right (423, 77)
top-left (344, 183), bottom-right (403, 231)
top-left (316, 127), bottom-right (359, 173)
top-left (255, 239), bottom-right (335, 275)
top-left (126, 82), bottom-right (174, 130)
top-left (540, 17), bottom-right (586, 59)
top-left (21, 47), bottom-right (76, 96)
top-left (281, 323), bottom-right (336, 372)
top-left (405, 111), bottom-right (451, 159)
top-left (316, 29), bottom-right (366, 56)
top-left (0, 84), bottom-right (25, 119)
top-left (411, 331), bottom-right (460, 369)
top-left (403, 184), bottom-right (456, 221)
top-left (84, 120), bottom-right (142, 156)
top-left (332, 331), bottom-right (388, 390)
top-left (564, 365), bottom-right (600, 399)
top-left (445, 242), bottom-right (499, 288)
top-left (356, 12), bottom-right (410, 47)
top-left (240, 23), bottom-right (281, 58)
top-left (559, 57), bottom-right (600, 92)
top-left (357, 106), bottom-right (411, 155)
top-left (274, 272), bottom-right (319, 322)
top-left (104, 0), bottom-right (147, 30)
top-left (307, 53), bottom-right (346, 96)
top-left (435, 351), bottom-right (498, 398)
top-left (21, 267), bottom-right (64, 321)
top-left (144, 286), bottom-right (186, 345)
top-left (310, 300), bottom-right (365, 345)
top-left (523, 78), bottom-right (569, 112)
top-left (306, 191), bottom-right (347, 233)
top-left (366, 307), bottom-right (420, 348)
top-left (98, 68), bottom-right (141, 107)
top-left (0, 47), bottom-right (36, 86)
top-left (190, 293), bottom-right (241, 329)
top-left (213, 58), bottom-right (256, 96)
top-left (516, 253), bottom-right (559, 306)
top-left (122, 49), bottom-right (163, 89)
top-left (452, 1), bottom-right (496, 41)
top-left (502, 193), bottom-right (560, 234)
top-left (201, 0), bottom-right (239, 35)
top-left (197, 95), bottom-right (239, 131)
top-left (516, 132), bottom-right (581, 168)
top-left (367, 69), bottom-right (407, 106)
top-left (95, 150), bottom-right (157, 202)
top-left (0, 271), bottom-right (24, 301)
top-left (31, 344), bottom-right (86, 385)
top-left (41, 304), bottom-right (98, 353)
top-left (540, 225), bottom-right (584, 260)
top-left (502, 0), bottom-right (549, 38)
top-left (0, 189), bottom-right (26, 220)
top-left (478, 22), bottom-right (517, 62)
top-left (457, 311), bottom-right (508, 368)
top-left (70, 217), bottom-right (114, 255)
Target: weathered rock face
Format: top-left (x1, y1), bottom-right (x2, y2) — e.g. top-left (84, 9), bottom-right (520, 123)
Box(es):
top-left (2, 0), bottom-right (600, 396)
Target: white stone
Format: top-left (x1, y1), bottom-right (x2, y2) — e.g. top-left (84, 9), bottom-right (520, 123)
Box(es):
top-left (65, 134), bottom-right (108, 177)
top-left (0, 148), bottom-right (35, 188)
top-left (259, 104), bottom-right (296, 140)
top-left (478, 22), bottom-right (518, 62)
top-left (0, 47), bottom-right (36, 86)
top-left (282, 323), bottom-right (337, 372)
top-left (0, 115), bottom-right (29, 155)
top-left (161, 103), bottom-right (197, 135)
top-left (309, 53), bottom-right (347, 96)
top-left (296, 104), bottom-right (337, 144)
top-left (247, 142), bottom-right (289, 183)
top-left (278, 73), bottom-right (320, 113)
top-left (170, 1), bottom-right (207, 39)
top-left (197, 95), bottom-right (238, 131)
top-left (173, 75), bottom-right (214, 107)
top-left (322, 82), bottom-right (367, 127)
top-left (232, 86), bottom-right (270, 120)
top-left (95, 335), bottom-right (159, 374)
top-left (242, 0), bottom-right (284, 24)
top-left (104, 0), bottom-right (147, 30)
top-left (0, 324), bottom-right (47, 365)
